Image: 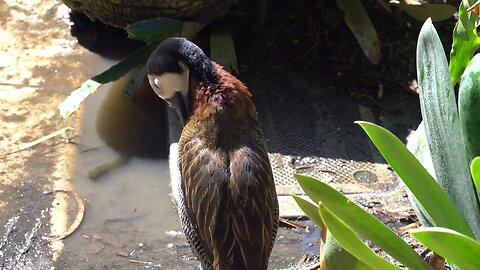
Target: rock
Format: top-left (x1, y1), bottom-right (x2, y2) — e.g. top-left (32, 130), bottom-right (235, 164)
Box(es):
top-left (61, 0), bottom-right (235, 28)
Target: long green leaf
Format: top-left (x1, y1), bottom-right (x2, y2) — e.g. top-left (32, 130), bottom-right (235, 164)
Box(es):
top-left (450, 0), bottom-right (480, 85)
top-left (417, 18), bottom-right (480, 239)
top-left (292, 195), bottom-right (370, 269)
top-left (127, 18), bottom-right (204, 42)
top-left (59, 19), bottom-right (207, 119)
top-left (92, 42), bottom-right (160, 84)
top-left (405, 122), bottom-right (436, 227)
top-left (291, 195), bottom-right (323, 228)
top-left (459, 54), bottom-right (480, 162)
top-left (58, 42), bottom-right (160, 118)
top-left (295, 174), bottom-right (433, 270)
top-left (322, 231), bottom-right (373, 270)
top-left (471, 157), bottom-right (480, 193)
top-left (335, 0), bottom-right (380, 65)
top-left (357, 121), bottom-right (474, 238)
top-left (58, 79), bottom-right (102, 119)
top-left (318, 204), bottom-right (401, 270)
top-left (410, 227), bottom-right (480, 270)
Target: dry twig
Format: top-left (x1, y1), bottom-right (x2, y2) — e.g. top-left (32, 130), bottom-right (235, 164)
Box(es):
top-left (1, 127), bottom-right (72, 156)
top-left (280, 217), bottom-right (308, 229)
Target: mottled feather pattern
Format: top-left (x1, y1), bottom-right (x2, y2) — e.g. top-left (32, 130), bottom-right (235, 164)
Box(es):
top-left (178, 64), bottom-right (279, 270)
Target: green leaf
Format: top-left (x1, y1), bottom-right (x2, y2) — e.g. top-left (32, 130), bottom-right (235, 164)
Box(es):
top-left (92, 42), bottom-right (160, 84)
top-left (459, 54), bottom-right (480, 162)
top-left (58, 79), bottom-right (102, 119)
top-left (291, 195), bottom-right (323, 228)
top-left (322, 231), bottom-right (373, 270)
top-left (58, 42), bottom-right (160, 118)
top-left (335, 0), bottom-right (380, 65)
top-left (471, 157), bottom-right (480, 193)
top-left (127, 18), bottom-right (205, 43)
top-left (450, 0), bottom-right (480, 85)
top-left (406, 122), bottom-right (436, 181)
top-left (417, 18), bottom-right (480, 239)
top-left (398, 3), bottom-right (456, 22)
top-left (318, 204), bottom-right (401, 270)
top-left (410, 227), bottom-right (480, 270)
top-left (405, 122), bottom-right (436, 227)
top-left (210, 25), bottom-right (239, 74)
top-left (295, 173), bottom-right (433, 270)
top-left (121, 67), bottom-right (147, 100)
top-left (292, 194), bottom-right (369, 269)
top-left (357, 121), bottom-right (474, 238)
top-left (60, 18), bottom-right (207, 119)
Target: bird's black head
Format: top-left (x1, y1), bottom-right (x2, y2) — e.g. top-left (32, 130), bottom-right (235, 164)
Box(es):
top-left (146, 37), bottom-right (218, 124)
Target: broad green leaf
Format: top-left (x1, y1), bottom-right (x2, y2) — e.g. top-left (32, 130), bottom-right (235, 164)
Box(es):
top-left (450, 0), bottom-right (480, 85)
top-left (335, 0), bottom-right (380, 65)
top-left (410, 227), bottom-right (480, 270)
top-left (291, 195), bottom-right (323, 228)
top-left (417, 18), bottom-right (480, 239)
top-left (293, 193), bottom-right (371, 269)
top-left (398, 2), bottom-right (456, 22)
top-left (471, 157), bottom-right (480, 193)
top-left (292, 195), bottom-right (365, 269)
top-left (406, 122), bottom-right (436, 182)
top-left (127, 18), bottom-right (204, 42)
top-left (295, 174), bottom-right (433, 270)
top-left (459, 54), bottom-right (480, 162)
top-left (322, 227), bottom-right (373, 270)
top-left (318, 204), bottom-right (401, 270)
top-left (210, 25), bottom-right (239, 74)
top-left (357, 121), bottom-right (474, 238)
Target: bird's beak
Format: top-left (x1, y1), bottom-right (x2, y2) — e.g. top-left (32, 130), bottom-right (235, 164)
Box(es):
top-left (167, 92), bottom-right (189, 125)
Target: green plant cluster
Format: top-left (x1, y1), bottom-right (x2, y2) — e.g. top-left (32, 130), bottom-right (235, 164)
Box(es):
top-left (294, 2), bottom-right (480, 269)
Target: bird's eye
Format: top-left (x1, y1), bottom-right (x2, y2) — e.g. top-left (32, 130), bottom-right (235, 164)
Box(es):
top-left (153, 78), bottom-right (161, 89)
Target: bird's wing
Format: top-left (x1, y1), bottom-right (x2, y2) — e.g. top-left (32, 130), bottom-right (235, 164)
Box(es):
top-left (226, 142), bottom-right (278, 270)
top-left (179, 133), bottom-right (229, 268)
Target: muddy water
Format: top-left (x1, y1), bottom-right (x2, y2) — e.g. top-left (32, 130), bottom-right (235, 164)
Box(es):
top-left (57, 61), bottom-right (196, 269)
top-left (74, 70), bottom-right (174, 236)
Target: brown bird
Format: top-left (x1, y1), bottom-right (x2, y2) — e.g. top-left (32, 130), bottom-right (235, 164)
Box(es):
top-left (147, 37), bottom-right (279, 270)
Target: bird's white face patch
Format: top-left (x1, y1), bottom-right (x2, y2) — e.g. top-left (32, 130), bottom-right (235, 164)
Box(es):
top-left (148, 63), bottom-right (189, 100)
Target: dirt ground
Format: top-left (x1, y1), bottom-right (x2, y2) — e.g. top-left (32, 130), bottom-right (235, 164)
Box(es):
top-left (0, 0), bottom-right (458, 269)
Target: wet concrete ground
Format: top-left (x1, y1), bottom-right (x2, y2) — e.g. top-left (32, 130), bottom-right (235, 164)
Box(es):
top-left (0, 1), bottom-right (422, 269)
top-left (0, 1), bottom-right (93, 269)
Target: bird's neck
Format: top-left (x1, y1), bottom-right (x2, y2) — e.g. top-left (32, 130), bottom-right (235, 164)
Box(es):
top-left (191, 64), bottom-right (254, 123)
top-left (178, 41), bottom-right (219, 84)
top-left (186, 65), bottom-right (257, 149)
